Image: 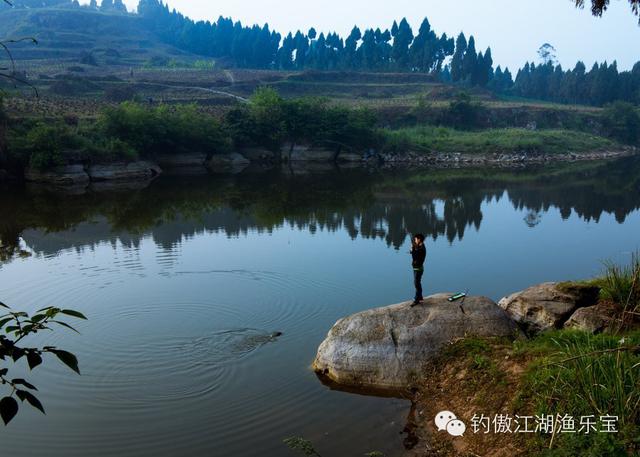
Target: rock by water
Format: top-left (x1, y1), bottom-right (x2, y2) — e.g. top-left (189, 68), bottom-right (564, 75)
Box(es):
top-left (498, 282), bottom-right (600, 335)
top-left (313, 293), bottom-right (520, 391)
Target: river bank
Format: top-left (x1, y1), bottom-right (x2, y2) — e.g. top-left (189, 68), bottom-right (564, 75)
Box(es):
top-left (3, 88), bottom-right (638, 187)
top-left (312, 264), bottom-right (640, 456)
top-left (2, 146), bottom-right (636, 188)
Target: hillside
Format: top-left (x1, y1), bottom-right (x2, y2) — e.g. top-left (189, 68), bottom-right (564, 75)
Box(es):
top-left (0, 4), bottom-right (620, 134)
top-left (0, 6), bottom-right (197, 69)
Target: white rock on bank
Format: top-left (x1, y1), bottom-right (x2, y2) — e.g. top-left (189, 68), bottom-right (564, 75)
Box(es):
top-left (498, 282), bottom-right (600, 335)
top-left (24, 164), bottom-right (89, 186)
top-left (313, 293), bottom-right (520, 391)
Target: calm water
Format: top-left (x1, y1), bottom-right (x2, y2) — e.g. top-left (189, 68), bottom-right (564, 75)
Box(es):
top-left (1, 158), bottom-right (639, 457)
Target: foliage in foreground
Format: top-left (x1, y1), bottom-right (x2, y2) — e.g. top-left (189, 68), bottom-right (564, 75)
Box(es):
top-left (513, 330), bottom-right (640, 456)
top-left (0, 301), bottom-right (85, 425)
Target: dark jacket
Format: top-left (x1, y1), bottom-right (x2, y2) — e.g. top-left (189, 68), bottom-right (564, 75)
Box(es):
top-left (411, 243), bottom-right (426, 270)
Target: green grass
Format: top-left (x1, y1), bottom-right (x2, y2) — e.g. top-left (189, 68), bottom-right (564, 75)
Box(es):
top-left (601, 252), bottom-right (640, 308)
top-left (513, 329), bottom-right (640, 456)
top-left (383, 126), bottom-right (618, 155)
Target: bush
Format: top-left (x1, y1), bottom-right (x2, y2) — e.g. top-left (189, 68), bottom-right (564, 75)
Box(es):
top-left (445, 92), bottom-right (487, 129)
top-left (19, 122), bottom-right (83, 170)
top-left (99, 102), bottom-right (230, 157)
top-left (601, 101), bottom-right (640, 145)
top-left (225, 88), bottom-right (379, 153)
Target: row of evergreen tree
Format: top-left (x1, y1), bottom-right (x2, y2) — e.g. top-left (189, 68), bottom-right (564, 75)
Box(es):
top-left (512, 60), bottom-right (640, 106)
top-left (4, 0), bottom-right (640, 106)
top-left (137, 0), bottom-right (493, 76)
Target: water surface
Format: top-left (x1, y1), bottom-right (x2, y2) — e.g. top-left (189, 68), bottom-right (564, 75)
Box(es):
top-left (1, 158), bottom-right (639, 457)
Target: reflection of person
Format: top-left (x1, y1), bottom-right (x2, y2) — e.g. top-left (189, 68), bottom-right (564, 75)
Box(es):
top-left (410, 234), bottom-right (426, 306)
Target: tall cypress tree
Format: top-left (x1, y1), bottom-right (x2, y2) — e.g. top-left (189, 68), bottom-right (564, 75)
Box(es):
top-left (462, 35), bottom-right (477, 83)
top-left (451, 33), bottom-right (467, 82)
top-left (344, 26), bottom-right (361, 69)
top-left (391, 18), bottom-right (414, 70)
top-left (100, 0), bottom-right (113, 10)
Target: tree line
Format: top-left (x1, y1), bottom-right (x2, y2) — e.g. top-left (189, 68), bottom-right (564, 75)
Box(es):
top-left (512, 60), bottom-right (640, 106)
top-left (135, 0), bottom-right (640, 106)
top-left (2, 0), bottom-right (640, 106)
top-left (137, 0), bottom-right (463, 74)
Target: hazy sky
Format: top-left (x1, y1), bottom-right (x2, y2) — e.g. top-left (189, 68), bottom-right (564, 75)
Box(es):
top-left (103, 0), bottom-right (640, 71)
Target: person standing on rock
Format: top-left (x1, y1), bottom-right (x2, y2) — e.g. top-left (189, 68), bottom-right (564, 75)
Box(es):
top-left (410, 233), bottom-right (426, 306)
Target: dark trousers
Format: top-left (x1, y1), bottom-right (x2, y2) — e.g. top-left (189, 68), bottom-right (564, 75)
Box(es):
top-left (413, 268), bottom-right (424, 301)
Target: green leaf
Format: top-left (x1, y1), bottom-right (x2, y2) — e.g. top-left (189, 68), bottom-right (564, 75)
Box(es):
top-left (0, 318), bottom-right (13, 329)
top-left (11, 379), bottom-right (37, 390)
top-left (11, 349), bottom-right (24, 362)
top-left (45, 308), bottom-right (60, 317)
top-left (5, 326), bottom-right (19, 333)
top-left (0, 302), bottom-right (10, 309)
top-left (29, 314), bottom-right (46, 323)
top-left (49, 349), bottom-right (80, 374)
top-left (15, 390), bottom-right (45, 415)
top-left (0, 396), bottom-right (18, 425)
top-left (36, 306), bottom-right (53, 313)
top-left (26, 352), bottom-right (42, 370)
top-left (50, 321), bottom-right (80, 334)
top-left (60, 310), bottom-right (87, 320)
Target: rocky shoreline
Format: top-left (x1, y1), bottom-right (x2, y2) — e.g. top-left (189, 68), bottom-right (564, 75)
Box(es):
top-left (378, 147), bottom-right (637, 167)
top-left (312, 282), bottom-right (609, 393)
top-left (1, 146), bottom-right (636, 188)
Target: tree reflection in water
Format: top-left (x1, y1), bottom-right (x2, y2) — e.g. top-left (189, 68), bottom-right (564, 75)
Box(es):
top-left (1, 157), bottom-right (639, 259)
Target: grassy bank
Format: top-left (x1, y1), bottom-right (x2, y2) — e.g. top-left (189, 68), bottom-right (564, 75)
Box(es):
top-left (2, 88), bottom-right (637, 173)
top-left (417, 254), bottom-right (640, 457)
top-left (383, 126), bottom-right (618, 155)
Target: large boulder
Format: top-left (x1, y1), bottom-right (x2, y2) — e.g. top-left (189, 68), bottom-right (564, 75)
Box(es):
top-left (313, 293), bottom-right (520, 391)
top-left (24, 164), bottom-right (89, 186)
top-left (498, 282), bottom-right (600, 335)
top-left (205, 152), bottom-right (250, 173)
top-left (87, 161), bottom-right (161, 181)
top-left (564, 301), bottom-right (618, 334)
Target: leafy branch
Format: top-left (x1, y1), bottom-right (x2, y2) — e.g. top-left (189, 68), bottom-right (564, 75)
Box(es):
top-left (0, 301), bottom-right (86, 425)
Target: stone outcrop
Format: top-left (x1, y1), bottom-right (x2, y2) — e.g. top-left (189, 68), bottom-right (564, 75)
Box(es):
top-left (564, 301), bottom-right (618, 333)
top-left (498, 282), bottom-right (600, 335)
top-left (205, 152), bottom-right (250, 173)
top-left (87, 161), bottom-right (161, 181)
top-left (312, 293), bottom-right (520, 391)
top-left (24, 164), bottom-right (90, 186)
